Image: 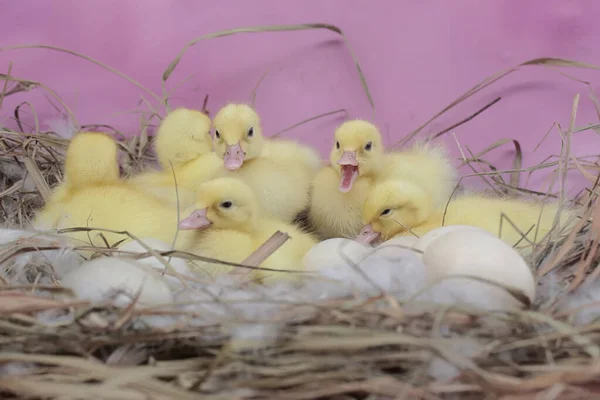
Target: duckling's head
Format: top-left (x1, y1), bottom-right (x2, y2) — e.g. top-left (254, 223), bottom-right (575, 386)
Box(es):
top-left (178, 177), bottom-right (258, 232)
top-left (212, 103), bottom-right (265, 171)
top-left (65, 132), bottom-right (120, 188)
top-left (155, 108), bottom-right (213, 168)
top-left (357, 180), bottom-right (433, 245)
top-left (329, 119), bottom-right (384, 193)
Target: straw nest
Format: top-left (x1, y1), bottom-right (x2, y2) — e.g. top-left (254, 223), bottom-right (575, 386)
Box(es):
top-left (2, 23), bottom-right (600, 400)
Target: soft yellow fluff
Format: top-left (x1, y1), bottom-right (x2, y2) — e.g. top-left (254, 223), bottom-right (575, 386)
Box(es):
top-left (53, 183), bottom-right (193, 248)
top-left (128, 107), bottom-right (223, 208)
top-left (33, 132), bottom-right (121, 230)
top-left (308, 119), bottom-right (457, 239)
top-left (154, 107), bottom-right (215, 169)
top-left (178, 177), bottom-right (319, 282)
top-left (34, 132), bottom-right (193, 248)
top-left (362, 179), bottom-right (577, 250)
top-left (211, 103), bottom-right (322, 223)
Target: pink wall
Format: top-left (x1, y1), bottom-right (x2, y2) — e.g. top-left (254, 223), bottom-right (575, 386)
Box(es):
top-left (2, 0), bottom-right (599, 196)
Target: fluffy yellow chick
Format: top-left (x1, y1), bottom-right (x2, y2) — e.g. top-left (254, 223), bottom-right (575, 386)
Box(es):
top-left (53, 184), bottom-right (194, 249)
top-left (33, 132), bottom-right (121, 230)
top-left (211, 103), bottom-right (322, 223)
top-left (128, 107), bottom-right (223, 208)
top-left (154, 107), bottom-right (215, 170)
top-left (178, 177), bottom-right (319, 282)
top-left (308, 119), bottom-right (457, 239)
top-left (34, 132), bottom-right (193, 248)
top-left (358, 179), bottom-right (576, 251)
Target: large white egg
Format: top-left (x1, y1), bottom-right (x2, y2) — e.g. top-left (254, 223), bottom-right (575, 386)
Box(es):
top-left (118, 238), bottom-right (193, 285)
top-left (302, 238), bottom-right (371, 271)
top-left (377, 235), bottom-right (419, 250)
top-left (60, 257), bottom-right (174, 308)
top-left (413, 225), bottom-right (484, 254)
top-left (421, 227), bottom-right (535, 310)
top-left (370, 235), bottom-right (421, 268)
top-left (362, 240), bottom-right (426, 297)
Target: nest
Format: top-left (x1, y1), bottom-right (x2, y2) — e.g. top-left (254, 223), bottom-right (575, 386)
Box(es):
top-left (2, 23), bottom-right (600, 400)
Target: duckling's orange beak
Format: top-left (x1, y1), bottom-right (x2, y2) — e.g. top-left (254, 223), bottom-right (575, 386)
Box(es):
top-left (223, 142), bottom-right (245, 171)
top-left (179, 208), bottom-right (212, 230)
top-left (337, 151), bottom-right (359, 193)
top-left (355, 224), bottom-right (380, 245)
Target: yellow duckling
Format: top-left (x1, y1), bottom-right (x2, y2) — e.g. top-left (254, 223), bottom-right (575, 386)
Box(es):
top-left (128, 107), bottom-right (223, 208)
top-left (178, 177), bottom-right (319, 282)
top-left (34, 132), bottom-right (193, 249)
top-left (358, 179), bottom-right (576, 251)
top-left (308, 119), bottom-right (457, 239)
top-left (211, 103), bottom-right (322, 223)
top-left (33, 132), bottom-right (121, 230)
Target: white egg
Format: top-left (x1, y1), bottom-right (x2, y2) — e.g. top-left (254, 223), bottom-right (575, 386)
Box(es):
top-left (60, 257), bottom-right (174, 308)
top-left (413, 225), bottom-right (484, 254)
top-left (421, 227), bottom-right (535, 310)
top-left (377, 235), bottom-right (419, 250)
top-left (302, 238), bottom-right (371, 271)
top-left (370, 235), bottom-right (421, 267)
top-left (118, 238), bottom-right (193, 285)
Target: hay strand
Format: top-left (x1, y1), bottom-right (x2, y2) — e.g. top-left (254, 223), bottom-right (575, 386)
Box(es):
top-left (161, 23), bottom-right (375, 114)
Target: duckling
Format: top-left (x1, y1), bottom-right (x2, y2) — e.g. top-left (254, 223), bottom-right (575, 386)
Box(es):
top-left (34, 132), bottom-right (193, 249)
top-left (33, 132), bottom-right (121, 230)
top-left (178, 177), bottom-right (319, 282)
top-left (358, 179), bottom-right (576, 251)
top-left (211, 103), bottom-right (322, 223)
top-left (308, 119), bottom-right (457, 239)
top-left (128, 107), bottom-right (223, 208)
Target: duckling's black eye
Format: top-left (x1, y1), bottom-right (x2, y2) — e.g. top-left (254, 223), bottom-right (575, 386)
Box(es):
top-left (220, 200), bottom-right (233, 209)
top-left (247, 127), bottom-right (254, 137)
top-left (215, 130), bottom-right (221, 139)
top-left (380, 208), bottom-right (391, 216)
top-left (365, 141), bottom-right (373, 151)
top-left (336, 141), bottom-right (340, 149)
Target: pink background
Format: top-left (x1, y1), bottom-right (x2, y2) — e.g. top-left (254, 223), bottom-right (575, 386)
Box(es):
top-left (1, 0), bottom-right (599, 196)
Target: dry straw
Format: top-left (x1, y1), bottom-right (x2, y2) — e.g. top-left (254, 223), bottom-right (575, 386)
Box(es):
top-left (1, 23), bottom-right (600, 399)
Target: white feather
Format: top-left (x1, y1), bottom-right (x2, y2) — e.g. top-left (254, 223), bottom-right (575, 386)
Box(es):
top-left (44, 114), bottom-right (79, 140)
top-left (427, 337), bottom-right (482, 382)
top-left (0, 227), bottom-right (83, 284)
top-left (0, 362), bottom-right (37, 377)
top-left (60, 257), bottom-right (174, 308)
top-left (117, 238), bottom-right (195, 287)
top-left (0, 160), bottom-right (37, 192)
top-left (558, 279), bottom-right (600, 326)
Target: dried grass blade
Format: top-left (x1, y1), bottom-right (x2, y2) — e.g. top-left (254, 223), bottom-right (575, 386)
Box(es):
top-left (229, 231), bottom-right (291, 285)
top-left (0, 291), bottom-right (84, 314)
top-left (394, 57), bottom-right (600, 148)
top-left (0, 62), bottom-right (13, 111)
top-left (571, 155), bottom-right (598, 182)
top-left (240, 231), bottom-right (290, 268)
top-left (537, 205), bottom-right (590, 277)
top-left (572, 198), bottom-right (600, 287)
top-left (0, 379), bottom-right (148, 400)
top-left (429, 96), bottom-right (502, 141)
top-left (271, 108), bottom-right (348, 138)
top-left (459, 138), bottom-right (523, 189)
top-left (270, 376), bottom-right (425, 400)
top-left (162, 23), bottom-right (374, 112)
top-left (0, 73), bottom-right (78, 125)
top-left (22, 156), bottom-right (51, 201)
top-left (0, 44), bottom-right (162, 103)
top-left (524, 311), bottom-right (600, 358)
